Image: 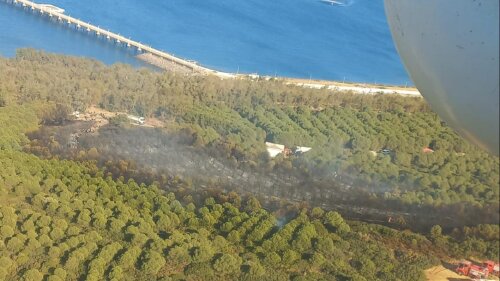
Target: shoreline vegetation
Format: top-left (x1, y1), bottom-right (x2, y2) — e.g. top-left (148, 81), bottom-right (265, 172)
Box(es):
top-left (6, 0), bottom-right (420, 97)
top-left (136, 53), bottom-right (421, 97)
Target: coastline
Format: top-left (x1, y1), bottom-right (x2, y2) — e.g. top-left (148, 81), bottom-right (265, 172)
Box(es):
top-left (136, 53), bottom-right (421, 97)
top-left (282, 77), bottom-right (421, 96)
top-left (5, 0), bottom-right (419, 97)
top-left (137, 53), bottom-right (198, 75)
top-left (3, 0), bottom-right (418, 97)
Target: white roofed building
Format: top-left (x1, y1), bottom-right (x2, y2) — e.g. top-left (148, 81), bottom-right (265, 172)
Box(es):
top-left (295, 146), bottom-right (312, 153)
top-left (266, 142), bottom-right (285, 158)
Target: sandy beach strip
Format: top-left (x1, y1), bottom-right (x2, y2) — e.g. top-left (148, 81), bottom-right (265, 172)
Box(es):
top-left (137, 53), bottom-right (420, 96)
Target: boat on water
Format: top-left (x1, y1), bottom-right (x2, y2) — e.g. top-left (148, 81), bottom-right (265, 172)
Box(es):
top-left (320, 0), bottom-right (347, 6)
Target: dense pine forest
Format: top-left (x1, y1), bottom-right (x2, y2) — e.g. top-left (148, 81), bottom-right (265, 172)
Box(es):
top-left (0, 50), bottom-right (498, 280)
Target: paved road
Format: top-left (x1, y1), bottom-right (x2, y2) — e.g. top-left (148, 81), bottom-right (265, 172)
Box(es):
top-left (291, 81), bottom-right (421, 96)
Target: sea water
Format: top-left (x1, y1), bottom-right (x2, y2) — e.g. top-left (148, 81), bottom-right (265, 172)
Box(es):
top-left (0, 0), bottom-right (411, 85)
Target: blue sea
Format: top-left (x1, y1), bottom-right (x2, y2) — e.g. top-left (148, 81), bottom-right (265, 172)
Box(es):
top-left (0, 0), bottom-right (411, 85)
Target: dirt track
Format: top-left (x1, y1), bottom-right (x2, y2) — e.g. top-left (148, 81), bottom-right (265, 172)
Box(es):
top-left (284, 78), bottom-right (421, 96)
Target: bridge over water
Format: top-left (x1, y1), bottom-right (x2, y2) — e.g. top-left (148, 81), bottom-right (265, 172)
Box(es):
top-left (3, 0), bottom-right (420, 95)
top-left (3, 0), bottom-right (235, 76)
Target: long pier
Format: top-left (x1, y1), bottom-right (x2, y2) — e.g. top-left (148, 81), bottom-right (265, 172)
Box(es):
top-left (4, 0), bottom-right (227, 75)
top-left (3, 0), bottom-right (421, 95)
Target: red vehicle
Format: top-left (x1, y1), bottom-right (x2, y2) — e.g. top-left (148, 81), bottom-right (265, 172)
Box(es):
top-left (456, 261), bottom-right (489, 279)
top-left (482, 260), bottom-right (500, 276)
